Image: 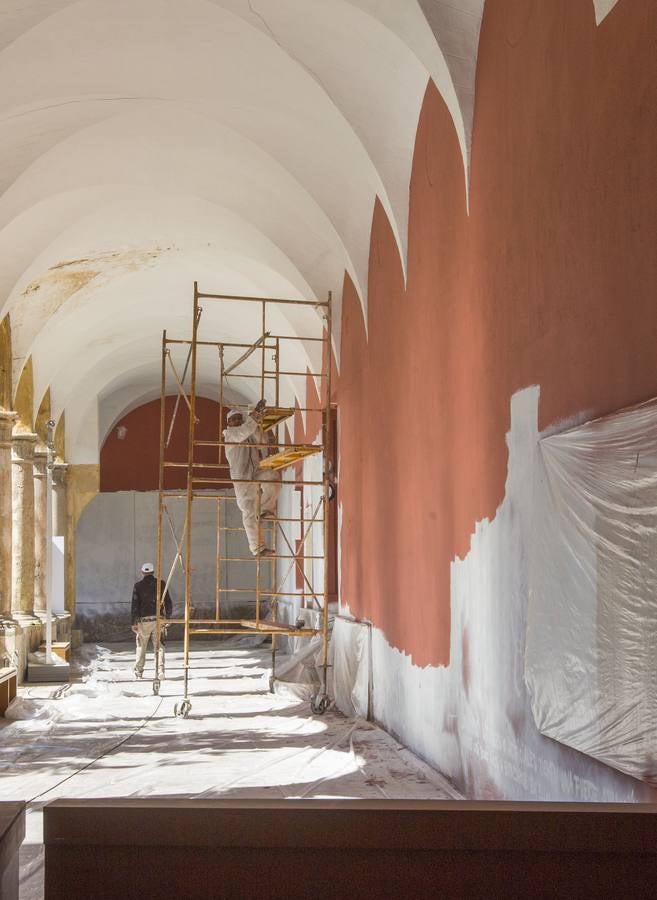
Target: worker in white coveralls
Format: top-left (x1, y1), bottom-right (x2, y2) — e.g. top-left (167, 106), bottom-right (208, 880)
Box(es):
top-left (224, 400), bottom-right (281, 556)
top-left (131, 563), bottom-right (172, 679)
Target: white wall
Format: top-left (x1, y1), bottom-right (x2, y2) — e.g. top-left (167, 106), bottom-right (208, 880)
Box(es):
top-left (76, 490), bottom-right (269, 640)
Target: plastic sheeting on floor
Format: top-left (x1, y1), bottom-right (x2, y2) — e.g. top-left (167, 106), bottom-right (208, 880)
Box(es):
top-left (0, 642), bottom-right (458, 900)
top-left (527, 397), bottom-right (657, 784)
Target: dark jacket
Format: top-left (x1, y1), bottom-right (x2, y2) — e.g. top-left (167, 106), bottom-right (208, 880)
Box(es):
top-left (131, 574), bottom-right (172, 625)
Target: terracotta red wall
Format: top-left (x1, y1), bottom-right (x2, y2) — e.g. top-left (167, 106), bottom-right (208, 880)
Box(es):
top-left (100, 396), bottom-right (229, 491)
top-left (339, 0), bottom-right (657, 668)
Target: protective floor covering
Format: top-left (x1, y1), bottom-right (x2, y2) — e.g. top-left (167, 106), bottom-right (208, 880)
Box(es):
top-left (0, 642), bottom-right (458, 900)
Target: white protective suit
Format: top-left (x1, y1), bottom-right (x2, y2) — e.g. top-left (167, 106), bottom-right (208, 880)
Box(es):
top-left (223, 414), bottom-right (281, 554)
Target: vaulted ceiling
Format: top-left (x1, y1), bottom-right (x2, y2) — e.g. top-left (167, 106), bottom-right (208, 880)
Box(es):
top-left (0, 1), bottom-right (616, 461)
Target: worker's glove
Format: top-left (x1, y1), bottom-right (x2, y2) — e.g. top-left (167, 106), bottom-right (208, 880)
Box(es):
top-left (254, 399), bottom-right (267, 413)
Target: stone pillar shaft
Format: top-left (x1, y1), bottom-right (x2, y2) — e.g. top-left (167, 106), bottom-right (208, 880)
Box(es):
top-left (33, 449), bottom-right (48, 615)
top-left (11, 432), bottom-right (38, 620)
top-left (0, 412), bottom-right (17, 621)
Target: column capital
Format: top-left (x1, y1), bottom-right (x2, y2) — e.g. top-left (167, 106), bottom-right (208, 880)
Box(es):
top-left (0, 411), bottom-right (17, 447)
top-left (11, 431), bottom-right (38, 462)
top-left (51, 462), bottom-right (68, 488)
top-left (33, 446), bottom-right (49, 477)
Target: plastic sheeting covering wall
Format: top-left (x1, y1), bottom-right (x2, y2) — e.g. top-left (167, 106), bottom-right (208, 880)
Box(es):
top-left (332, 617), bottom-right (370, 720)
top-left (527, 398), bottom-right (657, 785)
top-left (76, 491), bottom-right (264, 641)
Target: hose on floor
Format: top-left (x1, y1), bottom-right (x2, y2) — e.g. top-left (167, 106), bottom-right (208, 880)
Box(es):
top-left (27, 696), bottom-right (164, 804)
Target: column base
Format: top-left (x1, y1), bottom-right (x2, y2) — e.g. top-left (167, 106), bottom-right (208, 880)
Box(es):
top-left (0, 618), bottom-right (21, 650)
top-left (12, 612), bottom-right (41, 627)
top-left (12, 614), bottom-right (42, 658)
top-left (0, 619), bottom-right (24, 681)
top-left (55, 612), bottom-right (72, 643)
top-left (34, 611), bottom-right (71, 641)
top-left (34, 610), bottom-right (55, 644)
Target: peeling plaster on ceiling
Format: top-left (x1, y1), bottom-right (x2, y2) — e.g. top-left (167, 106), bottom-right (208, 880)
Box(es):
top-left (9, 242), bottom-right (173, 389)
top-left (593, 0), bottom-right (622, 25)
top-left (36, 258), bottom-right (317, 413)
top-left (0, 112), bottom-right (353, 380)
top-left (0, 2), bottom-right (408, 292)
top-left (0, 0), bottom-right (470, 462)
top-left (6, 197), bottom-right (320, 400)
top-left (38, 265), bottom-right (318, 462)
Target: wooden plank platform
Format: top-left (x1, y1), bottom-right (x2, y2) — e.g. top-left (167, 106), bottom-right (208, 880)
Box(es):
top-left (259, 445), bottom-right (321, 471)
top-left (188, 620), bottom-right (317, 637)
top-left (259, 407), bottom-right (294, 432)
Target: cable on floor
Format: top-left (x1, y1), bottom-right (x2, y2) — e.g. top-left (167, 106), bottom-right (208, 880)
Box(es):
top-left (27, 696), bottom-right (164, 804)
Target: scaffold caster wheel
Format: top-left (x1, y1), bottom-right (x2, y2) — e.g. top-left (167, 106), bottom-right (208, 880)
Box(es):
top-left (152, 679), bottom-right (160, 696)
top-left (174, 699), bottom-right (192, 718)
top-left (311, 694), bottom-right (330, 715)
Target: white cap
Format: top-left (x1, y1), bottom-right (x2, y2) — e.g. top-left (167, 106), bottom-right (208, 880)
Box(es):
top-left (141, 563), bottom-right (154, 574)
top-left (227, 409), bottom-right (242, 421)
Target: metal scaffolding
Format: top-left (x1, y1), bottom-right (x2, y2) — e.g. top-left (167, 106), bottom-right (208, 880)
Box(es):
top-left (153, 283), bottom-right (333, 718)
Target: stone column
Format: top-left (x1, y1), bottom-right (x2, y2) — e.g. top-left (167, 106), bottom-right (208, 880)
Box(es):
top-left (51, 463), bottom-right (68, 537)
top-left (0, 411), bottom-right (17, 623)
top-left (33, 448), bottom-right (48, 616)
top-left (11, 432), bottom-right (38, 622)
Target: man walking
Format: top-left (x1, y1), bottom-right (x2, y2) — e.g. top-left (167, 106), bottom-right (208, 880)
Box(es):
top-left (223, 400), bottom-right (281, 556)
top-left (131, 563), bottom-right (172, 679)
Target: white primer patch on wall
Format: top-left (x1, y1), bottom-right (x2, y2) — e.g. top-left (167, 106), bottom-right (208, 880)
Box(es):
top-left (337, 386), bottom-right (653, 801)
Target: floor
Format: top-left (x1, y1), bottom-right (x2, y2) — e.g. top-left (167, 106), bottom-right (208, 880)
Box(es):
top-left (0, 641), bottom-right (458, 899)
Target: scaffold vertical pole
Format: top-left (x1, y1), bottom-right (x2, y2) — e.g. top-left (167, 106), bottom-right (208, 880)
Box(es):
top-left (153, 330), bottom-right (167, 697)
top-left (217, 344), bottom-right (224, 630)
top-left (320, 292), bottom-right (333, 705)
top-left (256, 485), bottom-right (262, 629)
top-left (271, 334), bottom-right (281, 688)
top-left (275, 337), bottom-right (280, 408)
top-left (215, 496), bottom-right (221, 622)
top-left (175, 283), bottom-right (200, 718)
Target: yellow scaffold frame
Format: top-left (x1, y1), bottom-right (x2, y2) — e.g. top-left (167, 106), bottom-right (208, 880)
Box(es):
top-left (153, 283), bottom-right (334, 717)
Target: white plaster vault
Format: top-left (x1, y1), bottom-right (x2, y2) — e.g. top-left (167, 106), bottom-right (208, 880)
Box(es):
top-left (0, 0), bottom-right (487, 463)
top-left (0, 0), bottom-right (615, 461)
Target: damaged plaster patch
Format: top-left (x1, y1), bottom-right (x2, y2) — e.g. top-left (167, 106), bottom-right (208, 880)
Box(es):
top-left (23, 268), bottom-right (100, 304)
top-left (22, 246), bottom-right (171, 305)
top-left (12, 245), bottom-right (173, 389)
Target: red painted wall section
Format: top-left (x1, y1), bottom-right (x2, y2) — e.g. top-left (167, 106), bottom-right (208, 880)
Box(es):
top-left (338, 0), bottom-right (657, 668)
top-left (100, 396), bottom-right (229, 491)
top-left (292, 333), bottom-right (338, 448)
